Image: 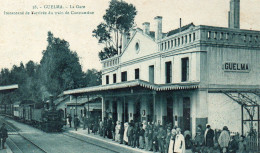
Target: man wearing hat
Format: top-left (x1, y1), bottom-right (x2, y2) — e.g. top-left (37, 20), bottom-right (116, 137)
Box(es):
top-left (204, 124), bottom-right (214, 148)
top-left (193, 126), bottom-right (204, 152)
top-left (0, 123), bottom-right (8, 149)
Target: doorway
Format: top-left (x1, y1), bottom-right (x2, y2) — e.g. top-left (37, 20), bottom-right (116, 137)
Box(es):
top-left (167, 97), bottom-right (173, 125)
top-left (183, 97), bottom-right (191, 131)
top-left (134, 100), bottom-right (141, 122)
top-left (124, 102), bottom-right (128, 122)
top-left (112, 101), bottom-right (117, 122)
top-left (148, 97), bottom-right (154, 122)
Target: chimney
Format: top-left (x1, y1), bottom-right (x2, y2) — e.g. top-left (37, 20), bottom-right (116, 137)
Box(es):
top-left (179, 18), bottom-right (182, 33)
top-left (228, 0), bottom-right (240, 29)
top-left (154, 16), bottom-right (162, 41)
top-left (142, 22), bottom-right (150, 35)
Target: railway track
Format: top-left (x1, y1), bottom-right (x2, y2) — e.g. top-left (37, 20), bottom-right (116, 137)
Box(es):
top-left (1, 116), bottom-right (120, 153)
top-left (1, 118), bottom-right (47, 153)
top-left (63, 132), bottom-right (119, 153)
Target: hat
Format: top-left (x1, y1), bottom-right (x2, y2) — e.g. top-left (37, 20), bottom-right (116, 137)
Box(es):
top-left (176, 128), bottom-right (181, 132)
top-left (171, 129), bottom-right (176, 134)
top-left (223, 126), bottom-right (228, 131)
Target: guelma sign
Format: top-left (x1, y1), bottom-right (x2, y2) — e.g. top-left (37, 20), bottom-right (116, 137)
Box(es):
top-left (223, 62), bottom-right (250, 72)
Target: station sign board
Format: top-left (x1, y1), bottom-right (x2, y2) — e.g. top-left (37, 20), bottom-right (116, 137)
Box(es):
top-left (222, 62), bottom-right (250, 72)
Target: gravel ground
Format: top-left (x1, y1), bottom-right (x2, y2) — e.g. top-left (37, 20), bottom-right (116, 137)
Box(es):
top-left (1, 116), bottom-right (116, 153)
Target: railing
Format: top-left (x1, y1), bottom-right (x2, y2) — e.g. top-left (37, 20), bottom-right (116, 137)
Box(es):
top-left (159, 31), bottom-right (197, 51)
top-left (160, 26), bottom-right (260, 52)
top-left (201, 26), bottom-right (260, 47)
top-left (206, 30), bottom-right (259, 44)
top-left (247, 134), bottom-right (260, 152)
top-left (102, 56), bottom-right (120, 69)
top-left (214, 129), bottom-right (260, 152)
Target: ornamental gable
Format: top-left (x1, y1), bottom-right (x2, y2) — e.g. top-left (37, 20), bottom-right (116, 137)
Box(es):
top-left (120, 31), bottom-right (157, 63)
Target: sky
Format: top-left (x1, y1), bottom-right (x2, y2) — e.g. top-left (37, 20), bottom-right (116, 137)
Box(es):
top-left (1, 0), bottom-right (260, 72)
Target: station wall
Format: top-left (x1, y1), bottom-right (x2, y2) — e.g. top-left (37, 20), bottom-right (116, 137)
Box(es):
top-left (208, 93), bottom-right (241, 133)
top-left (205, 46), bottom-right (260, 86)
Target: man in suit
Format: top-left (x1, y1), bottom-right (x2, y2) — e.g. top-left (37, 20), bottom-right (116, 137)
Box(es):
top-left (204, 124), bottom-right (214, 148)
top-left (68, 114), bottom-right (72, 128)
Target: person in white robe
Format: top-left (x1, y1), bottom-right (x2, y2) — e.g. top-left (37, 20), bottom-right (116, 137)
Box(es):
top-left (168, 129), bottom-right (177, 153)
top-left (123, 122), bottom-right (129, 144)
top-left (174, 128), bottom-right (185, 153)
top-left (115, 121), bottom-right (121, 142)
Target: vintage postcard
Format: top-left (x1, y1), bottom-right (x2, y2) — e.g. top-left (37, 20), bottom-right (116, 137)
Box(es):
top-left (0, 0), bottom-right (260, 152)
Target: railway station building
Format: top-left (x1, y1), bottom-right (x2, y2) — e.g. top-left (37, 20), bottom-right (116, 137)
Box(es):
top-left (55, 95), bottom-right (102, 120)
top-left (64, 0), bottom-right (260, 137)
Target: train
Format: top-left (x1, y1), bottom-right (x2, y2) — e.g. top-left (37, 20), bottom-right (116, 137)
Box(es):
top-left (0, 97), bottom-right (66, 132)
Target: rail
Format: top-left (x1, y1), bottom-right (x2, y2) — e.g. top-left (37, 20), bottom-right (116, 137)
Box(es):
top-left (1, 116), bottom-right (48, 153)
top-left (63, 132), bottom-right (119, 153)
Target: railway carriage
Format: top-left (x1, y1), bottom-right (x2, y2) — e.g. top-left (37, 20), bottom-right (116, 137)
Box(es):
top-left (13, 101), bottom-right (21, 119)
top-left (1, 98), bottom-right (66, 132)
top-left (18, 100), bottom-right (35, 122)
top-left (0, 104), bottom-right (12, 115)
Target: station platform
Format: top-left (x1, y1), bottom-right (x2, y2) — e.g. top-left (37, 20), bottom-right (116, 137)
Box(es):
top-left (0, 144), bottom-right (13, 153)
top-left (64, 125), bottom-right (192, 153)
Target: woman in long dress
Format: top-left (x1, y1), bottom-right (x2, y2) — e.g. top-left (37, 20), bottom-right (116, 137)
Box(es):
top-left (115, 121), bottom-right (121, 142)
top-left (168, 129), bottom-right (176, 153)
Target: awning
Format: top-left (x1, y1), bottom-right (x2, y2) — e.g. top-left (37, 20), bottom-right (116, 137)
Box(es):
top-left (64, 79), bottom-right (199, 95)
top-left (0, 84), bottom-right (18, 92)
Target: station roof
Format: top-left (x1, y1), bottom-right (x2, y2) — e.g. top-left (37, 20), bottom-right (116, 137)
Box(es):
top-left (63, 79), bottom-right (199, 96)
top-left (66, 97), bottom-right (101, 106)
top-left (0, 84), bottom-right (18, 92)
top-left (166, 23), bottom-right (195, 37)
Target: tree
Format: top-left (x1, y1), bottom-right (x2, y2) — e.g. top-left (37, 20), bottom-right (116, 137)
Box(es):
top-left (0, 32), bottom-right (103, 104)
top-left (0, 68), bottom-right (12, 85)
top-left (26, 60), bottom-right (37, 77)
top-left (83, 69), bottom-right (102, 87)
top-left (39, 32), bottom-right (84, 97)
top-left (0, 61), bottom-right (42, 103)
top-left (93, 0), bottom-right (137, 60)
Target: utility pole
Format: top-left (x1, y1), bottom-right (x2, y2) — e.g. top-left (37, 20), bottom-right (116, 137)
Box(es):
top-left (75, 95), bottom-right (78, 117)
top-left (87, 94), bottom-right (90, 134)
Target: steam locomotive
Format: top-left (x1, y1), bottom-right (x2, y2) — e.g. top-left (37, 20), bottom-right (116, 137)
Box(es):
top-left (1, 97), bottom-right (66, 132)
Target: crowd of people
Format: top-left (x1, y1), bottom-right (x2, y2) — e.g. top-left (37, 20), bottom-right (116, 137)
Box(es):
top-left (67, 115), bottom-right (248, 153)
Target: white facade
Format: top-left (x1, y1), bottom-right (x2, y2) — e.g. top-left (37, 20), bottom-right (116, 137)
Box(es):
top-left (100, 19), bottom-right (260, 136)
top-left (64, 0), bottom-right (260, 137)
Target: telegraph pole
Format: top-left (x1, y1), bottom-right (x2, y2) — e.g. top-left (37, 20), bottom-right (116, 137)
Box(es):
top-left (87, 94), bottom-right (90, 134)
top-left (75, 95), bottom-right (78, 117)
